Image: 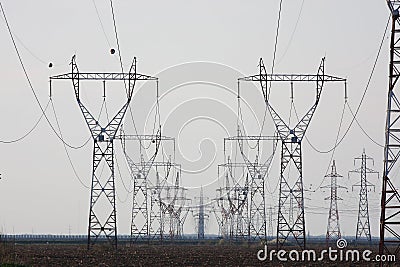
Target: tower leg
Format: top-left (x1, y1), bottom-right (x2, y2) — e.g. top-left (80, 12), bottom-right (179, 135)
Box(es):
top-left (88, 140), bottom-right (117, 249)
top-left (276, 142), bottom-right (305, 250)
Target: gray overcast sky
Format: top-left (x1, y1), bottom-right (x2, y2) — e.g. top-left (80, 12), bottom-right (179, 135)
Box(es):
top-left (0, 0), bottom-right (392, 237)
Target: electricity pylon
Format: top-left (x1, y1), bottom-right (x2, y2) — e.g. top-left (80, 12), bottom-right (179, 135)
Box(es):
top-left (349, 149), bottom-right (378, 243)
top-left (118, 131), bottom-right (175, 243)
top-left (239, 58), bottom-right (346, 249)
top-left (267, 206), bottom-right (278, 238)
top-left (224, 134), bottom-right (277, 241)
top-left (193, 187), bottom-right (211, 240)
top-left (217, 161), bottom-right (249, 241)
top-left (198, 187), bottom-right (205, 239)
top-left (322, 160), bottom-right (346, 246)
top-left (380, 0), bottom-right (400, 256)
top-left (50, 56), bottom-right (157, 248)
top-left (146, 161), bottom-right (181, 240)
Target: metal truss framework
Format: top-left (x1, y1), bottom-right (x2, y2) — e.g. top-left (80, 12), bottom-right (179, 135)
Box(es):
top-left (159, 173), bottom-right (190, 240)
top-left (214, 190), bottom-right (230, 239)
top-left (224, 134), bottom-right (278, 241)
top-left (380, 0), bottom-right (400, 257)
top-left (267, 207), bottom-right (275, 238)
top-left (119, 132), bottom-right (176, 243)
top-left (192, 187), bottom-right (210, 239)
top-left (50, 56), bottom-right (157, 249)
top-left (217, 162), bottom-right (249, 241)
top-left (126, 155), bottom-right (181, 242)
top-left (239, 58), bottom-right (346, 249)
top-left (323, 161), bottom-right (346, 245)
top-left (349, 150), bottom-right (378, 243)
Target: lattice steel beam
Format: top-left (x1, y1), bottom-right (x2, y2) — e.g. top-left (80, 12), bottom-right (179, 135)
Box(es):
top-left (349, 149), bottom-right (378, 243)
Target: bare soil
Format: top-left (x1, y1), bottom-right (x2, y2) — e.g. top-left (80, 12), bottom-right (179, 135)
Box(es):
top-left (0, 243), bottom-right (396, 266)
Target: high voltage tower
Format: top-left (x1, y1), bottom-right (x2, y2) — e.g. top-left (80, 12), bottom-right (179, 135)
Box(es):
top-left (239, 58), bottom-right (346, 249)
top-left (223, 133), bottom-right (277, 241)
top-left (215, 80), bottom-right (277, 242)
top-left (118, 127), bottom-right (185, 242)
top-left (349, 149), bottom-right (378, 243)
top-left (322, 160), bottom-right (346, 246)
top-left (380, 0), bottom-right (400, 256)
top-left (50, 56), bottom-right (157, 248)
top-left (216, 161), bottom-right (249, 241)
top-left (159, 172), bottom-right (190, 240)
top-left (267, 206), bottom-right (278, 238)
top-left (198, 187), bottom-right (205, 239)
top-left (192, 187), bottom-right (210, 239)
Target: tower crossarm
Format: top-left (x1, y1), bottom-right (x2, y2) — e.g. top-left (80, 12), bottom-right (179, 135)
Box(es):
top-left (50, 72), bottom-right (157, 81)
top-left (224, 135), bottom-right (278, 141)
top-left (239, 58), bottom-right (346, 142)
top-left (117, 134), bottom-right (174, 141)
top-left (238, 73), bottom-right (345, 83)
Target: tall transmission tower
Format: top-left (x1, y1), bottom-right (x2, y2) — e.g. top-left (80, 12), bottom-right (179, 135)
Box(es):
top-left (349, 149), bottom-right (378, 243)
top-left (120, 131), bottom-right (176, 243)
top-left (50, 56), bottom-right (157, 248)
top-left (239, 58), bottom-right (346, 249)
top-left (192, 187), bottom-right (211, 240)
top-left (214, 187), bottom-right (230, 239)
top-left (217, 161), bottom-right (249, 241)
top-left (224, 134), bottom-right (277, 241)
top-left (322, 160), bottom-right (346, 245)
top-left (380, 0), bottom-right (400, 256)
top-left (226, 81), bottom-right (279, 242)
top-left (147, 161), bottom-right (181, 240)
top-left (160, 172), bottom-right (189, 240)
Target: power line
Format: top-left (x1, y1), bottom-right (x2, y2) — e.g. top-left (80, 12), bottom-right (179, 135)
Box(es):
top-left (346, 102), bottom-right (384, 147)
top-left (303, 15), bottom-right (390, 154)
top-left (0, 99), bottom-right (50, 144)
top-left (276, 0), bottom-right (305, 65)
top-left (92, 0), bottom-right (112, 48)
top-left (50, 99), bottom-right (89, 189)
top-left (294, 101), bottom-right (346, 192)
top-left (0, 1), bottom-right (90, 150)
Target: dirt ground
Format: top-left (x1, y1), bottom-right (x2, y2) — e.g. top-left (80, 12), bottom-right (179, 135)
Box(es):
top-left (0, 242), bottom-right (397, 266)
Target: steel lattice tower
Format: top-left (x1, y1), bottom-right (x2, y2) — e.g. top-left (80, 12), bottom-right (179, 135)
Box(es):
top-left (119, 132), bottom-right (175, 243)
top-left (323, 160), bottom-right (346, 245)
top-left (380, 0), bottom-right (400, 256)
top-left (215, 188), bottom-right (230, 239)
top-left (239, 58), bottom-right (346, 249)
top-left (198, 187), bottom-right (205, 239)
top-left (160, 172), bottom-right (189, 240)
top-left (224, 134), bottom-right (277, 241)
top-left (217, 162), bottom-right (249, 241)
top-left (50, 56), bottom-right (157, 248)
top-left (193, 187), bottom-right (211, 240)
top-left (147, 161), bottom-right (181, 240)
top-left (349, 149), bottom-right (378, 243)
top-left (267, 206), bottom-right (274, 238)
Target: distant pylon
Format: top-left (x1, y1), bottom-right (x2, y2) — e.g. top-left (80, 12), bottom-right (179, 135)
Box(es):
top-left (198, 187), bottom-right (205, 239)
top-left (349, 149), bottom-right (378, 243)
top-left (322, 160), bottom-right (346, 245)
top-left (268, 206), bottom-right (274, 238)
